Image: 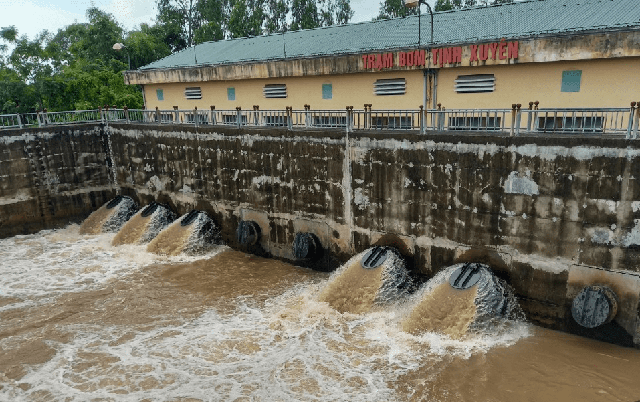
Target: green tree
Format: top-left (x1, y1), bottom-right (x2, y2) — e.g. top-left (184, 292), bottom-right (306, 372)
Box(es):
top-left (228, 0), bottom-right (265, 38)
top-left (69, 8), bottom-right (125, 64)
top-left (376, 0), bottom-right (419, 19)
top-left (434, 0), bottom-right (512, 11)
top-left (265, 0), bottom-right (289, 34)
top-left (290, 0), bottom-right (320, 30)
top-left (194, 0), bottom-right (228, 43)
top-left (333, 0), bottom-right (354, 24)
top-left (125, 24), bottom-right (172, 69)
top-left (156, 0), bottom-right (201, 49)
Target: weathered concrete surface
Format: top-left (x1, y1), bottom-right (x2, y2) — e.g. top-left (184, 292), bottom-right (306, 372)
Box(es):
top-left (0, 125), bottom-right (116, 237)
top-left (105, 124), bottom-right (640, 346)
top-left (124, 30), bottom-right (640, 84)
top-left (2, 122), bottom-right (640, 346)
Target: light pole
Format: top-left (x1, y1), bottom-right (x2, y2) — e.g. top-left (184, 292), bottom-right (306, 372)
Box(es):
top-left (112, 42), bottom-right (130, 70)
top-left (404, 0), bottom-right (434, 48)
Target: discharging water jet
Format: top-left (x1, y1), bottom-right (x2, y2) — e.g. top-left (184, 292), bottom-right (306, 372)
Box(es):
top-left (317, 246), bottom-right (413, 314)
top-left (401, 263), bottom-right (523, 339)
top-left (79, 195), bottom-right (138, 235)
top-left (111, 202), bottom-right (177, 246)
top-left (147, 210), bottom-right (221, 256)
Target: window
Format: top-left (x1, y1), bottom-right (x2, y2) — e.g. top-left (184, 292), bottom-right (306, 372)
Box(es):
top-left (371, 116), bottom-right (413, 129)
top-left (374, 79), bottom-right (406, 96)
top-left (263, 84), bottom-right (287, 98)
top-left (448, 116), bottom-right (501, 130)
top-left (185, 113), bottom-right (209, 124)
top-left (222, 114), bottom-right (248, 125)
top-left (157, 112), bottom-right (173, 123)
top-left (184, 87), bottom-right (202, 100)
top-left (322, 84), bottom-right (332, 100)
top-left (561, 70), bottom-right (582, 92)
top-left (537, 115), bottom-right (602, 133)
top-left (314, 116), bottom-right (346, 128)
top-left (156, 89), bottom-right (164, 101)
top-left (227, 87), bottom-right (235, 101)
top-left (455, 74), bottom-right (495, 93)
top-left (265, 115), bottom-right (288, 126)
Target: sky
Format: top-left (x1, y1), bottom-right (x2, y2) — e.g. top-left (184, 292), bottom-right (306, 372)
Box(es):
top-left (0, 0), bottom-right (403, 41)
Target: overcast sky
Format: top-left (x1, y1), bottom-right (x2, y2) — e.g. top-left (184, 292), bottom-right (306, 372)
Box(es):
top-left (0, 0), bottom-right (417, 41)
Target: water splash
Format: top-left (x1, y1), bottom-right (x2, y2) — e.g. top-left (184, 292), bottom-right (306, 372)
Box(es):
top-left (399, 264), bottom-right (524, 340)
top-left (79, 196), bottom-right (138, 235)
top-left (147, 212), bottom-right (221, 256)
top-left (317, 247), bottom-right (412, 314)
top-left (0, 231), bottom-right (535, 402)
top-left (112, 204), bottom-right (176, 246)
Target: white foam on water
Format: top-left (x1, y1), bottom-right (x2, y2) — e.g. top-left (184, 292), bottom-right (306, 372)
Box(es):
top-left (0, 228), bottom-right (532, 402)
top-left (0, 225), bottom-right (227, 311)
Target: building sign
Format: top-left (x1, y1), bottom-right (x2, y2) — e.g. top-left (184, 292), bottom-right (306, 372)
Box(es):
top-left (361, 50), bottom-right (425, 69)
top-left (433, 39), bottom-right (519, 67)
top-left (361, 39), bottom-right (518, 70)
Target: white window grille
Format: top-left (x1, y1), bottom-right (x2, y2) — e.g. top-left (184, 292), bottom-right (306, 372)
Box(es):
top-left (159, 113), bottom-right (173, 123)
top-left (374, 79), bottom-right (406, 96)
top-left (455, 75), bottom-right (495, 93)
top-left (371, 116), bottom-right (413, 129)
top-left (184, 87), bottom-right (202, 99)
top-left (263, 84), bottom-right (287, 98)
top-left (314, 116), bottom-right (347, 128)
top-left (222, 114), bottom-right (247, 125)
top-left (264, 115), bottom-right (288, 126)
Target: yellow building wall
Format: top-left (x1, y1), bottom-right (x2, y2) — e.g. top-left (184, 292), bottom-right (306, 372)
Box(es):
top-left (144, 57), bottom-right (639, 111)
top-left (144, 70), bottom-right (424, 111)
top-left (436, 57), bottom-right (640, 110)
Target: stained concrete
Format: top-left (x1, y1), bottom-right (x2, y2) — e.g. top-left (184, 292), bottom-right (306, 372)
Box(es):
top-left (1, 122), bottom-right (640, 346)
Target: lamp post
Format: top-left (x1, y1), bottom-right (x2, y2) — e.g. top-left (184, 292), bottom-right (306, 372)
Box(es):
top-left (112, 42), bottom-right (130, 70)
top-left (404, 0), bottom-right (434, 48)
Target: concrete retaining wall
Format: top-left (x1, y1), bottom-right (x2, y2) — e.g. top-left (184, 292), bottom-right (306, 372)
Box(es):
top-left (0, 125), bottom-right (116, 237)
top-left (1, 123), bottom-right (639, 346)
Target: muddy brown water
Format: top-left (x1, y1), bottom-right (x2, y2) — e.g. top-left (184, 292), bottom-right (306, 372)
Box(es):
top-left (111, 213), bottom-right (152, 246)
top-left (1, 227), bottom-right (640, 401)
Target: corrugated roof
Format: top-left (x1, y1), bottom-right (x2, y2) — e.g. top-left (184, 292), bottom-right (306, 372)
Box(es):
top-left (140, 0), bottom-right (640, 70)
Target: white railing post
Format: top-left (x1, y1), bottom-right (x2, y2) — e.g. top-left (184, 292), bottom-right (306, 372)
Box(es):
top-left (346, 106), bottom-right (353, 133)
top-left (510, 104), bottom-right (517, 137)
top-left (632, 102), bottom-right (640, 139)
top-left (514, 104), bottom-right (522, 136)
top-left (304, 104), bottom-right (311, 128)
top-left (210, 106), bottom-right (216, 125)
top-left (253, 105), bottom-right (260, 126)
top-left (17, 114), bottom-right (23, 129)
top-left (286, 106), bottom-right (293, 130)
top-left (526, 102), bottom-right (534, 132)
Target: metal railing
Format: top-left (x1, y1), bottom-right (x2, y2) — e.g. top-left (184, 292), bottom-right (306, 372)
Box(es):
top-left (2, 104), bottom-right (639, 138)
top-left (517, 108), bottom-right (633, 135)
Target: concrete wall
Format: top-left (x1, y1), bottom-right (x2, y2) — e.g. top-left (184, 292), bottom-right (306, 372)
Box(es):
top-left (0, 125), bottom-right (116, 237)
top-left (106, 123), bottom-right (640, 346)
top-left (1, 123), bottom-right (639, 346)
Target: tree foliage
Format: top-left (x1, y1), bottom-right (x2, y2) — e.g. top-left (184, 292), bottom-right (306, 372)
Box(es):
top-left (0, 0), bottom-right (355, 113)
top-left (0, 8), bottom-right (148, 113)
top-left (157, 0), bottom-right (355, 44)
top-left (376, 0), bottom-right (513, 19)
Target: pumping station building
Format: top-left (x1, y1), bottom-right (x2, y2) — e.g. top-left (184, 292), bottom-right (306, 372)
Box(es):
top-left (124, 0), bottom-right (640, 116)
top-left (5, 0), bottom-right (640, 348)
